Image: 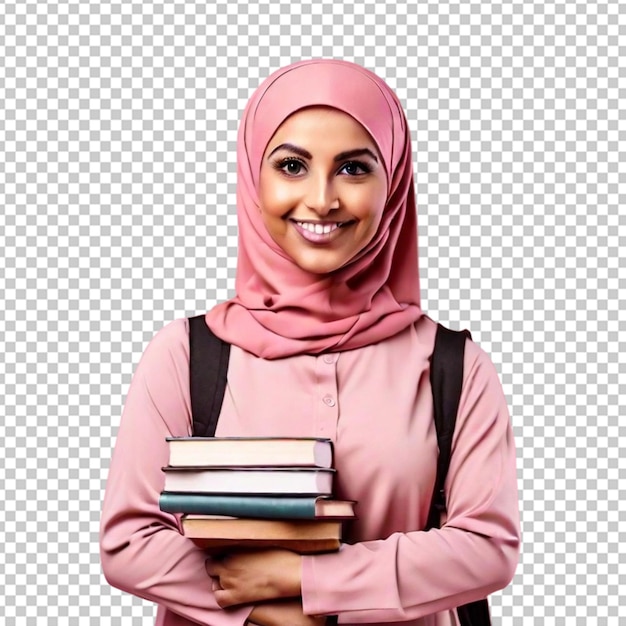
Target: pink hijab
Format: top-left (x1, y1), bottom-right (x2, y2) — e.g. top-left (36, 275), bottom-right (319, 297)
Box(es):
top-left (206, 59), bottom-right (423, 359)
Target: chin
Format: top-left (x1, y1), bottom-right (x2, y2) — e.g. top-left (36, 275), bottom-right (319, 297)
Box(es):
top-left (297, 264), bottom-right (338, 275)
top-left (294, 257), bottom-right (349, 275)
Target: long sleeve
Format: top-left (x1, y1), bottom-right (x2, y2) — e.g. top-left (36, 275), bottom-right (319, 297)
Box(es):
top-left (300, 336), bottom-right (520, 623)
top-left (99, 319), bottom-right (252, 626)
top-left (101, 314), bottom-right (519, 626)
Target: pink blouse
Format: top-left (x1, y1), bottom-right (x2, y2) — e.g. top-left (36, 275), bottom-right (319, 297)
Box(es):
top-left (100, 315), bottom-right (520, 626)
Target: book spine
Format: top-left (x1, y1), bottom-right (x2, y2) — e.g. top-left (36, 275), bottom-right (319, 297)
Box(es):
top-left (160, 493), bottom-right (317, 519)
top-left (188, 536), bottom-right (340, 554)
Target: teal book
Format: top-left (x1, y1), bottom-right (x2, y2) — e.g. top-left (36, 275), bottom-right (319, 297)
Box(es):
top-left (159, 493), bottom-right (356, 520)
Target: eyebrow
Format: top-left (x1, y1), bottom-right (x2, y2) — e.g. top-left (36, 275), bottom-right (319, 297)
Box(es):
top-left (268, 143), bottom-right (379, 163)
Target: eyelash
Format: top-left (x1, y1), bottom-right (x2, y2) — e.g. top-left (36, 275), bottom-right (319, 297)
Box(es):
top-left (273, 158), bottom-right (373, 177)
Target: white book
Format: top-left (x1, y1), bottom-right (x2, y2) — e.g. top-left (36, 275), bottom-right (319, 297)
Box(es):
top-left (161, 466), bottom-right (335, 496)
top-left (166, 436), bottom-right (334, 468)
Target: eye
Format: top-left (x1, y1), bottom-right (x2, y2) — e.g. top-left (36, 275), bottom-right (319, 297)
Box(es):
top-left (339, 160), bottom-right (372, 176)
top-left (273, 158), bottom-right (306, 176)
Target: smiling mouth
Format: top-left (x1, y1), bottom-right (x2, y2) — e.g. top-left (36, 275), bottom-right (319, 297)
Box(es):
top-left (294, 220), bottom-right (348, 234)
top-left (291, 219), bottom-right (354, 243)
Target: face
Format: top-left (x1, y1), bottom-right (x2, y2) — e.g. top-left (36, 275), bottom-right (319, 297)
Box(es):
top-left (258, 107), bottom-right (388, 275)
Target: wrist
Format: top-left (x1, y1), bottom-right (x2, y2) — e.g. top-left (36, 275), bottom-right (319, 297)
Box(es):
top-left (279, 551), bottom-right (302, 598)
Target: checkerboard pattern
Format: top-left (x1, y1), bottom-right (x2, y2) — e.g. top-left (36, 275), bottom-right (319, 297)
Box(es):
top-left (1, 0), bottom-right (624, 623)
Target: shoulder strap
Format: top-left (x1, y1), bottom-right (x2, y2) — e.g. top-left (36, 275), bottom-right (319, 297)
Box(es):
top-left (426, 323), bottom-right (471, 531)
top-left (188, 314), bottom-right (231, 438)
top-left (427, 324), bottom-right (492, 626)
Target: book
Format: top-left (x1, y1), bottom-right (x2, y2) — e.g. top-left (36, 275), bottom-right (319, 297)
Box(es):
top-left (166, 436), bottom-right (333, 468)
top-left (182, 515), bottom-right (342, 554)
top-left (159, 493), bottom-right (356, 520)
top-left (161, 466), bottom-right (334, 496)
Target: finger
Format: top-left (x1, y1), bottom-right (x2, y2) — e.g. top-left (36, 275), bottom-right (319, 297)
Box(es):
top-left (205, 559), bottom-right (221, 577)
top-left (214, 589), bottom-right (239, 608)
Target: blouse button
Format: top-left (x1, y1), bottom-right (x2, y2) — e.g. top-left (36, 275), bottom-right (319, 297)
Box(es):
top-left (323, 354), bottom-right (335, 364)
top-left (322, 395), bottom-right (336, 407)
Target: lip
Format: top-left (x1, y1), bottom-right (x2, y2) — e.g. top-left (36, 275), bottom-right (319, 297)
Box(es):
top-left (290, 219), bottom-right (353, 244)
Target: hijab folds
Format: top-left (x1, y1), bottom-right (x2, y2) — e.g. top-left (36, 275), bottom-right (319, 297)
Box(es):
top-left (206, 59), bottom-right (423, 358)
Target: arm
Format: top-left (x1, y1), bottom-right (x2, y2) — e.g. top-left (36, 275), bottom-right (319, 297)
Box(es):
top-left (299, 341), bottom-right (520, 623)
top-left (99, 319), bottom-right (253, 625)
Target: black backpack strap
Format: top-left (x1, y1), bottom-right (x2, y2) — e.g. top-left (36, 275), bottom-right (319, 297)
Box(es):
top-left (456, 598), bottom-right (492, 625)
top-left (426, 323), bottom-right (471, 531)
top-left (188, 314), bottom-right (231, 437)
top-left (427, 323), bottom-right (491, 626)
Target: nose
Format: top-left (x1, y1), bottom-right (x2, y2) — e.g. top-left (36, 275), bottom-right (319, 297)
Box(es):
top-left (303, 174), bottom-right (338, 216)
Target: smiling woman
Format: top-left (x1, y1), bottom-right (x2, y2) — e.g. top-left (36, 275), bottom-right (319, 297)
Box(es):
top-left (100, 59), bottom-right (519, 626)
top-left (258, 107), bottom-right (388, 274)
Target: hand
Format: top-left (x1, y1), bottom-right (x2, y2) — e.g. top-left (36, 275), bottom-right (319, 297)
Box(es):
top-left (206, 549), bottom-right (302, 607)
top-left (247, 599), bottom-right (326, 626)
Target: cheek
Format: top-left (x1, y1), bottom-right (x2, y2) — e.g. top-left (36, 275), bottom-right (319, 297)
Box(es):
top-left (259, 181), bottom-right (296, 220)
top-left (351, 184), bottom-right (387, 225)
top-left (353, 187), bottom-right (387, 250)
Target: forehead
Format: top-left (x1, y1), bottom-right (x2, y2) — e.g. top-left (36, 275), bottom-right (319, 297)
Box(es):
top-left (264, 106), bottom-right (380, 155)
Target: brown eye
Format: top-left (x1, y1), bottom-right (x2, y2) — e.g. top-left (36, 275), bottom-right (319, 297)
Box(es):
top-left (340, 161), bottom-right (372, 176)
top-left (273, 158), bottom-right (306, 176)
top-left (285, 160), bottom-right (303, 175)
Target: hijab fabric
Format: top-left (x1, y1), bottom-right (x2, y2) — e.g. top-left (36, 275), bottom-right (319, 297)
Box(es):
top-left (206, 59), bottom-right (423, 359)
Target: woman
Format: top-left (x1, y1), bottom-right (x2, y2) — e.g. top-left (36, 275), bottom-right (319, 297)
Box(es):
top-left (100, 59), bottom-right (520, 626)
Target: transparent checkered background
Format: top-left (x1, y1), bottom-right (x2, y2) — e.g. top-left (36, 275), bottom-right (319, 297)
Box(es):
top-left (1, 0), bottom-right (624, 623)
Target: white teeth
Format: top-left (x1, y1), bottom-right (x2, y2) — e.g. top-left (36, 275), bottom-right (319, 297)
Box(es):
top-left (296, 221), bottom-right (342, 234)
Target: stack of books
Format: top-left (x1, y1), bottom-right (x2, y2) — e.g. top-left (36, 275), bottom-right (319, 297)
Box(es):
top-left (159, 436), bottom-right (356, 554)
